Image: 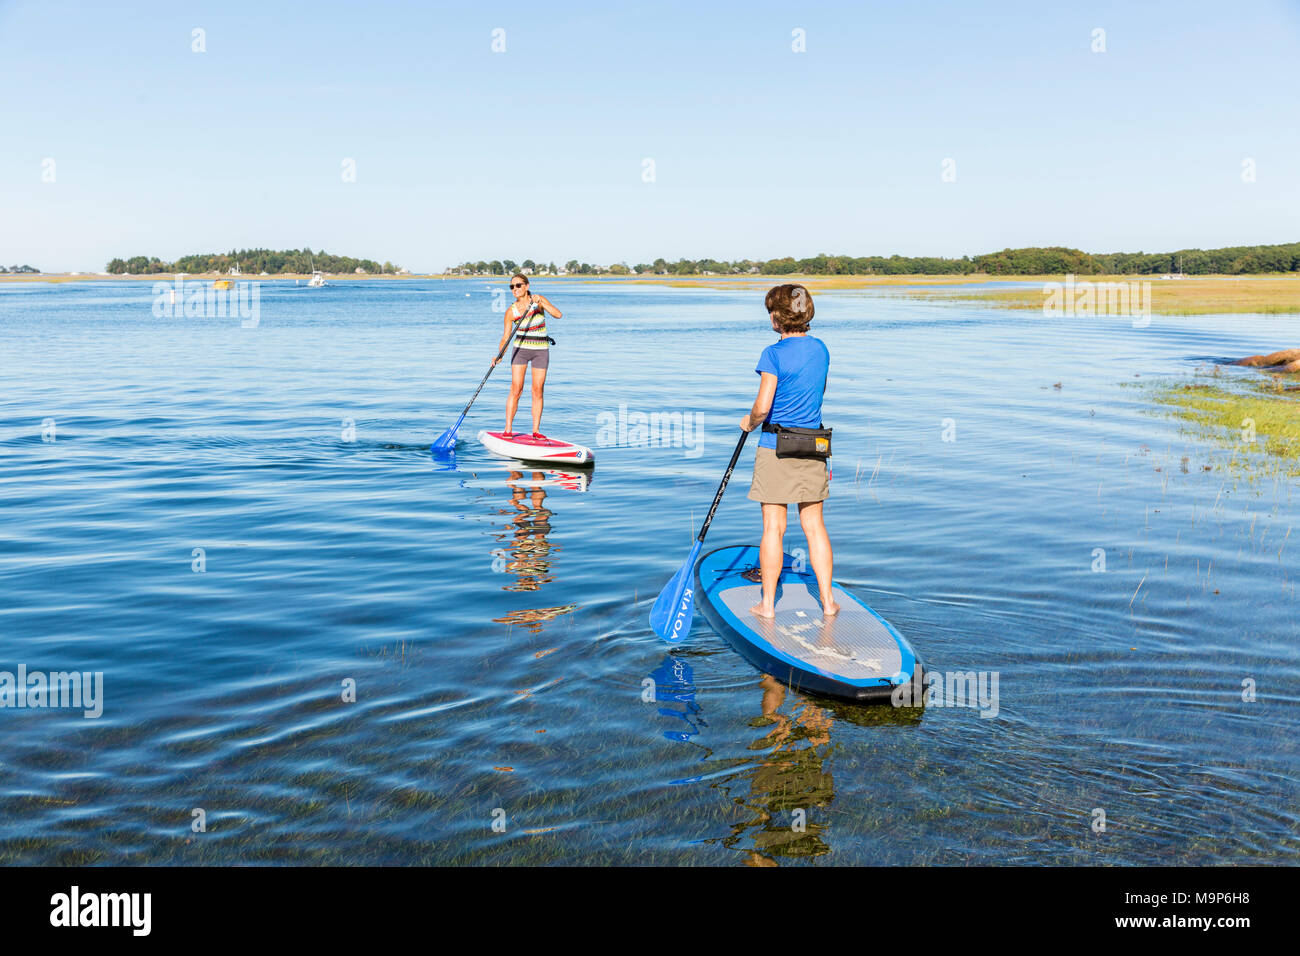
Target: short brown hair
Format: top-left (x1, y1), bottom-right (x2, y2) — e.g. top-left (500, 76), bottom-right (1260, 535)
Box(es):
top-left (511, 273), bottom-right (528, 286)
top-left (765, 283), bottom-right (814, 333)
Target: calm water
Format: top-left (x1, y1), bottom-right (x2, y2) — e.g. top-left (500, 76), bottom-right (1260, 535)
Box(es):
top-left (1, 278), bottom-right (1296, 865)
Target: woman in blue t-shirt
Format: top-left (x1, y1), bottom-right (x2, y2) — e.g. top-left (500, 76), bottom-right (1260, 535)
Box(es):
top-left (738, 284), bottom-right (837, 618)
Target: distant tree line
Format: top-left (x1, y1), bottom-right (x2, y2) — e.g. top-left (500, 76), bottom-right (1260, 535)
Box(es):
top-left (973, 243), bottom-right (1300, 275)
top-left (106, 248), bottom-right (399, 275)
top-left (0, 264), bottom-right (40, 274)
top-left (446, 242), bottom-right (1300, 276)
top-left (446, 259), bottom-right (562, 276)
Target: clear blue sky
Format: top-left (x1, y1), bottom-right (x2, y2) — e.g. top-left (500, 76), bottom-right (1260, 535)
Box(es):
top-left (2, 0), bottom-right (1297, 272)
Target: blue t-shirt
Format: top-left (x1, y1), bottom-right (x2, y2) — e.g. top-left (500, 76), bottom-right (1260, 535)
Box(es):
top-left (755, 335), bottom-right (830, 449)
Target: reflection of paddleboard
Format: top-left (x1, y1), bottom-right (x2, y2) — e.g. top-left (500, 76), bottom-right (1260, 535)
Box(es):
top-left (695, 545), bottom-right (922, 703)
top-left (478, 430), bottom-right (594, 465)
top-left (461, 470), bottom-right (590, 492)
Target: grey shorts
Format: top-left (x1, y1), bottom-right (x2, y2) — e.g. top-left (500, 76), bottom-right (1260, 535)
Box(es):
top-left (511, 347), bottom-right (549, 369)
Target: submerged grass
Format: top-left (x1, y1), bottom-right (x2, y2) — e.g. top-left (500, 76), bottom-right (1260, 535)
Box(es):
top-left (1138, 366), bottom-right (1300, 477)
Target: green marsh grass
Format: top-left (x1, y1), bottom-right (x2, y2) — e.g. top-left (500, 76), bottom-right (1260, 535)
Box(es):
top-left (910, 278), bottom-right (1300, 316)
top-left (1139, 366), bottom-right (1300, 478)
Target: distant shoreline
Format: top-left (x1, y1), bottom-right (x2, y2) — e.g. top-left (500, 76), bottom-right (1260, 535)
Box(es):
top-left (5, 271), bottom-right (1297, 314)
top-left (0, 272), bottom-right (415, 283)
top-left (8, 271), bottom-right (1300, 285)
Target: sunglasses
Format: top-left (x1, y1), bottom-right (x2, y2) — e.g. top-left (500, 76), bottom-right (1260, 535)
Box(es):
top-left (510, 282), bottom-right (526, 289)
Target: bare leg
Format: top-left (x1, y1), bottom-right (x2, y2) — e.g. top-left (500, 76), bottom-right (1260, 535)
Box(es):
top-left (530, 367), bottom-right (547, 434)
top-left (750, 502), bottom-right (787, 618)
top-left (505, 363), bottom-right (525, 434)
top-left (798, 500), bottom-right (839, 616)
top-left (759, 674), bottom-right (786, 718)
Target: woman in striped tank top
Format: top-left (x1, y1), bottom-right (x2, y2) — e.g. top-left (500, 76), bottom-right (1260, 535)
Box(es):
top-left (492, 273), bottom-right (562, 438)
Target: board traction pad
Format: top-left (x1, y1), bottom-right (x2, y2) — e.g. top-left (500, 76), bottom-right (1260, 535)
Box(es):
top-left (712, 566), bottom-right (904, 680)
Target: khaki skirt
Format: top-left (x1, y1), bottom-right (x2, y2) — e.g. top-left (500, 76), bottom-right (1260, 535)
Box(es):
top-left (747, 446), bottom-right (829, 504)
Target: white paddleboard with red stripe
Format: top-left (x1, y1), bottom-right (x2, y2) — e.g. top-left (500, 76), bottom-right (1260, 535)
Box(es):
top-left (477, 430), bottom-right (595, 465)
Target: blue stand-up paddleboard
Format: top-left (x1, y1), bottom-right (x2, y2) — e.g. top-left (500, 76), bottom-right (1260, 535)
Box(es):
top-left (695, 545), bottom-right (923, 703)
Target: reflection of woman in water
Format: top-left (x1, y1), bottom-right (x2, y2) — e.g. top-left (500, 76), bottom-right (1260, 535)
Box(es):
top-left (485, 472), bottom-right (588, 633)
top-left (727, 676), bottom-right (835, 865)
top-left (498, 473), bottom-right (557, 592)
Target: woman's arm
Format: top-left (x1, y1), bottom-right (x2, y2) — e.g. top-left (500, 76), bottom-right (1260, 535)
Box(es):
top-left (535, 294), bottom-right (562, 319)
top-left (740, 372), bottom-right (778, 431)
top-left (493, 307), bottom-right (517, 365)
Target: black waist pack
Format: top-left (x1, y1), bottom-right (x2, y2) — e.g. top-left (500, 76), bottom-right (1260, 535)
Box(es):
top-left (762, 422), bottom-right (832, 460)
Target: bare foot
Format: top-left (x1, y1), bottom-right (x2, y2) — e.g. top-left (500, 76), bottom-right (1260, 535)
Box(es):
top-left (821, 599), bottom-right (841, 617)
top-left (749, 603), bottom-right (776, 619)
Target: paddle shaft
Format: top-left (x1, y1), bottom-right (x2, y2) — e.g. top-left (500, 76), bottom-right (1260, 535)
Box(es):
top-left (695, 428), bottom-right (751, 543)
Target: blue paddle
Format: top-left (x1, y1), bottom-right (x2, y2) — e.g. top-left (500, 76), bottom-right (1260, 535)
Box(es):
top-left (431, 299), bottom-right (539, 453)
top-left (649, 427), bottom-right (752, 642)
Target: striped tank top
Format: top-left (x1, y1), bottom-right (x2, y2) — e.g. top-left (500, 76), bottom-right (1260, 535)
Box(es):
top-left (511, 298), bottom-right (549, 350)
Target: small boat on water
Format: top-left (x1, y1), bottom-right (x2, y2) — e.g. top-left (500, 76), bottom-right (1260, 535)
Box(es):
top-left (212, 279), bottom-right (233, 290)
top-left (308, 270), bottom-right (327, 288)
